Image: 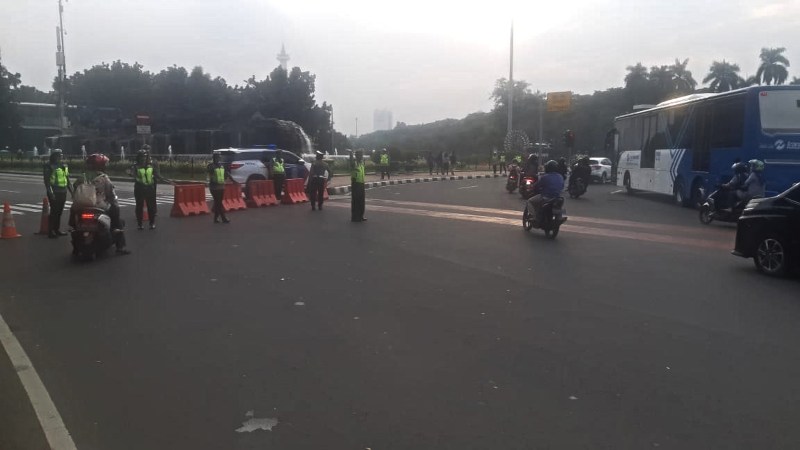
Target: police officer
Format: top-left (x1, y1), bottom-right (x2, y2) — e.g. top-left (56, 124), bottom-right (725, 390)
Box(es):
top-left (380, 148), bottom-right (390, 180)
top-left (491, 150), bottom-right (498, 175)
top-left (207, 153), bottom-right (235, 223)
top-left (270, 149), bottom-right (287, 200)
top-left (499, 151), bottom-right (507, 175)
top-left (43, 149), bottom-right (73, 238)
top-left (349, 149), bottom-right (367, 222)
top-left (308, 151), bottom-right (332, 211)
top-left (130, 146), bottom-right (169, 230)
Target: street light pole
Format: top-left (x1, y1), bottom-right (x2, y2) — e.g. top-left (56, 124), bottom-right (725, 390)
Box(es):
top-left (355, 117), bottom-right (358, 137)
top-left (330, 105), bottom-right (334, 154)
top-left (56, 0), bottom-right (67, 134)
top-left (507, 21), bottom-right (514, 137)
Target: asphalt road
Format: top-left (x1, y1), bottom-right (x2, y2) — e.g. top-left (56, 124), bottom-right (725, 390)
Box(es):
top-left (1, 173), bottom-right (799, 450)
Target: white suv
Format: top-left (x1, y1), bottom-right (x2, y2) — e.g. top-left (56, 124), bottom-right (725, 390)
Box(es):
top-left (589, 157), bottom-right (613, 183)
top-left (213, 147), bottom-right (311, 185)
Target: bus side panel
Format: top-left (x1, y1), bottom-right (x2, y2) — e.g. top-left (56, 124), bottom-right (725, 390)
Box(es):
top-left (617, 151), bottom-right (641, 187)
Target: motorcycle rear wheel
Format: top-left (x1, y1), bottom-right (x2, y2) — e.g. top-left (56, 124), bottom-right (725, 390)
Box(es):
top-left (522, 208), bottom-right (533, 231)
top-left (699, 205), bottom-right (713, 225)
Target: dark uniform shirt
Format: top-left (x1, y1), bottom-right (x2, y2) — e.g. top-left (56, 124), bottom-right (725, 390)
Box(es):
top-left (310, 160), bottom-right (332, 180)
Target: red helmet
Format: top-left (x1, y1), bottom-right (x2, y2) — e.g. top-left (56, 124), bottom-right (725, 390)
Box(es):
top-left (86, 153), bottom-right (109, 171)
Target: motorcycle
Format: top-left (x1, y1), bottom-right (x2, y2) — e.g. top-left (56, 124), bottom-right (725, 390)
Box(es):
top-left (70, 207), bottom-right (114, 260)
top-left (506, 165), bottom-right (519, 193)
top-left (698, 187), bottom-right (749, 225)
top-left (519, 173), bottom-right (538, 200)
top-left (523, 197), bottom-right (567, 239)
top-left (568, 177), bottom-right (587, 199)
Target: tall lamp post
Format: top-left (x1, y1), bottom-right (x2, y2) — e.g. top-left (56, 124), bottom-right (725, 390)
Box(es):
top-left (507, 21), bottom-right (514, 138)
top-left (56, 0), bottom-right (67, 134)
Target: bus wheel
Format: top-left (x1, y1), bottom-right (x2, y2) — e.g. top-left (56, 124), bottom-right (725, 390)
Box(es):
top-left (674, 179), bottom-right (691, 207)
top-left (624, 172), bottom-right (633, 194)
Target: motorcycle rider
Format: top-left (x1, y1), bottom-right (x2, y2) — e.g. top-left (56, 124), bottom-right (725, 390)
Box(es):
top-left (569, 157), bottom-right (592, 190)
top-left (557, 157), bottom-right (568, 180)
top-left (741, 159), bottom-right (766, 203)
top-left (83, 154), bottom-right (130, 255)
top-left (719, 162), bottom-right (749, 210)
top-left (527, 160), bottom-right (565, 224)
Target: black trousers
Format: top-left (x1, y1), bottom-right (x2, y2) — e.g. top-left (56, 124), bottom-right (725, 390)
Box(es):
top-left (351, 182), bottom-right (365, 221)
top-left (49, 191), bottom-right (67, 233)
top-left (309, 178), bottom-right (326, 208)
top-left (134, 184), bottom-right (157, 225)
top-left (272, 174), bottom-right (286, 199)
top-left (210, 188), bottom-right (226, 220)
top-left (108, 204), bottom-right (126, 250)
top-left (381, 166), bottom-right (390, 180)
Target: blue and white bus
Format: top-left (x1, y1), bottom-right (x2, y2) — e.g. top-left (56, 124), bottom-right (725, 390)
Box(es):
top-left (615, 86), bottom-right (800, 206)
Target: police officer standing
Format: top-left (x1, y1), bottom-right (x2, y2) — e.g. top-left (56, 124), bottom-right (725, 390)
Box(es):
top-left (307, 151), bottom-right (332, 211)
top-left (130, 145), bottom-right (169, 230)
top-left (43, 149), bottom-right (73, 238)
top-left (270, 149), bottom-right (287, 200)
top-left (207, 153), bottom-right (235, 224)
top-left (379, 148), bottom-right (390, 180)
top-left (349, 149), bottom-right (367, 222)
top-left (499, 151), bottom-right (507, 175)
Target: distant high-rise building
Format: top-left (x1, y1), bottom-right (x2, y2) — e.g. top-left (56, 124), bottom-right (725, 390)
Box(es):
top-left (277, 44), bottom-right (290, 70)
top-left (373, 109), bottom-right (393, 132)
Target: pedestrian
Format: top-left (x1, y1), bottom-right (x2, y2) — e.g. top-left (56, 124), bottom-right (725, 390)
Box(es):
top-left (308, 151), bottom-right (332, 211)
top-left (491, 150), bottom-right (499, 175)
top-left (427, 151), bottom-right (434, 176)
top-left (130, 145), bottom-right (170, 230)
top-left (379, 148), bottom-right (390, 180)
top-left (270, 149), bottom-right (287, 200)
top-left (499, 152), bottom-right (507, 175)
top-left (436, 152), bottom-right (443, 175)
top-left (441, 152), bottom-right (450, 176)
top-left (42, 149), bottom-right (73, 238)
top-left (207, 152), bottom-right (235, 224)
top-left (449, 151), bottom-right (457, 175)
top-left (349, 149), bottom-right (367, 222)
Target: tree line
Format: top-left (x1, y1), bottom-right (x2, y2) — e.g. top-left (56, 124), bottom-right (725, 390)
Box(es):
top-left (1, 47), bottom-right (796, 159)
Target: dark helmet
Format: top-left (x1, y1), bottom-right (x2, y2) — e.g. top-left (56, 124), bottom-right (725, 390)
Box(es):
top-left (315, 151), bottom-right (324, 160)
top-left (86, 153), bottom-right (109, 171)
top-left (136, 149), bottom-right (149, 160)
top-left (558, 157), bottom-right (566, 164)
top-left (733, 162), bottom-right (748, 174)
top-left (748, 159), bottom-right (765, 173)
top-left (581, 156), bottom-right (590, 164)
top-left (544, 160), bottom-right (559, 173)
top-left (49, 149), bottom-right (63, 163)
top-left (212, 152), bottom-right (221, 162)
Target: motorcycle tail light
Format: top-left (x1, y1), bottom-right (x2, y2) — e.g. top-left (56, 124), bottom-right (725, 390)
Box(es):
top-left (80, 213), bottom-right (95, 220)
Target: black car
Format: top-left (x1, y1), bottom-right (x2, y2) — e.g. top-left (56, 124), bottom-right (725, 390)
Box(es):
top-left (732, 182), bottom-right (800, 276)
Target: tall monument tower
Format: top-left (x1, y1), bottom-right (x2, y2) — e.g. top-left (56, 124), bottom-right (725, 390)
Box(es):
top-left (277, 44), bottom-right (290, 70)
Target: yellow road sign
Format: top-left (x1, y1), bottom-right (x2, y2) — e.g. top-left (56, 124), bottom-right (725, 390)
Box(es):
top-left (547, 91), bottom-right (572, 112)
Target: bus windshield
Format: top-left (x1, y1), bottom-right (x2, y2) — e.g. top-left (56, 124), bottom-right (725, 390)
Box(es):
top-left (759, 90), bottom-right (800, 134)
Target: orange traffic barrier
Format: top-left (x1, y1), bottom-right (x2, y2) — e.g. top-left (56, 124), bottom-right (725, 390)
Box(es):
top-left (35, 197), bottom-right (50, 235)
top-left (281, 178), bottom-right (309, 205)
top-left (1, 202), bottom-right (22, 239)
top-left (170, 184), bottom-right (210, 217)
top-left (222, 183), bottom-right (247, 212)
top-left (246, 180), bottom-right (279, 208)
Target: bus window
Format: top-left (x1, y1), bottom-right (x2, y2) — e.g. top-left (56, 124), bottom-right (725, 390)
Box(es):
top-left (710, 96), bottom-right (745, 148)
top-left (692, 105), bottom-right (711, 172)
top-left (759, 90), bottom-right (800, 133)
top-left (668, 107), bottom-right (689, 148)
top-left (641, 115), bottom-right (658, 168)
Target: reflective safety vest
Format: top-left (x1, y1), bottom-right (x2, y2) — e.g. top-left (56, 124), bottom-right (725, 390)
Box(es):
top-left (499, 154), bottom-right (506, 162)
top-left (50, 165), bottom-right (69, 188)
top-left (380, 154), bottom-right (389, 165)
top-left (213, 167), bottom-right (225, 184)
top-left (136, 166), bottom-right (154, 185)
top-left (272, 159), bottom-right (285, 174)
top-left (352, 162), bottom-right (365, 183)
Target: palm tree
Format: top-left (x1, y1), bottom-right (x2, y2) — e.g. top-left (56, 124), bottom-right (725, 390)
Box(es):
top-left (756, 47), bottom-right (790, 85)
top-left (670, 58), bottom-right (697, 94)
top-left (791, 77), bottom-right (800, 85)
top-left (624, 63), bottom-right (651, 104)
top-left (703, 60), bottom-right (742, 92)
top-left (649, 65), bottom-right (674, 101)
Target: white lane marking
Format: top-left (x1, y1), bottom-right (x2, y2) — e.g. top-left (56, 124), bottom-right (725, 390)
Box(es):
top-left (610, 189), bottom-right (624, 194)
top-left (16, 203), bottom-right (45, 209)
top-left (457, 185), bottom-right (479, 190)
top-left (0, 312), bottom-right (78, 450)
top-left (8, 205), bottom-right (40, 213)
top-left (0, 189), bottom-right (20, 193)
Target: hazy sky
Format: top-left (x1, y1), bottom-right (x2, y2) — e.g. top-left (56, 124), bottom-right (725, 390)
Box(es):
top-left (2, 0), bottom-right (799, 135)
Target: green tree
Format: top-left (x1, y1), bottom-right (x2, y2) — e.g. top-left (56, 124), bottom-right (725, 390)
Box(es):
top-left (0, 58), bottom-right (21, 147)
top-left (702, 60), bottom-right (742, 92)
top-left (790, 77), bottom-right (800, 85)
top-left (14, 85), bottom-right (55, 103)
top-left (670, 58), bottom-right (697, 94)
top-left (65, 61), bottom-right (154, 116)
top-left (756, 47), bottom-right (790, 85)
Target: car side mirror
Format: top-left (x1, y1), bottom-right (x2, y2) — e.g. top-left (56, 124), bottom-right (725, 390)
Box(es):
top-left (298, 159), bottom-right (305, 164)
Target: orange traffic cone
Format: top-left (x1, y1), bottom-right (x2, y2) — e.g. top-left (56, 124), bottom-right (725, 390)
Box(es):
top-left (142, 203), bottom-right (149, 222)
top-left (35, 197), bottom-right (50, 235)
top-left (1, 202), bottom-right (22, 239)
